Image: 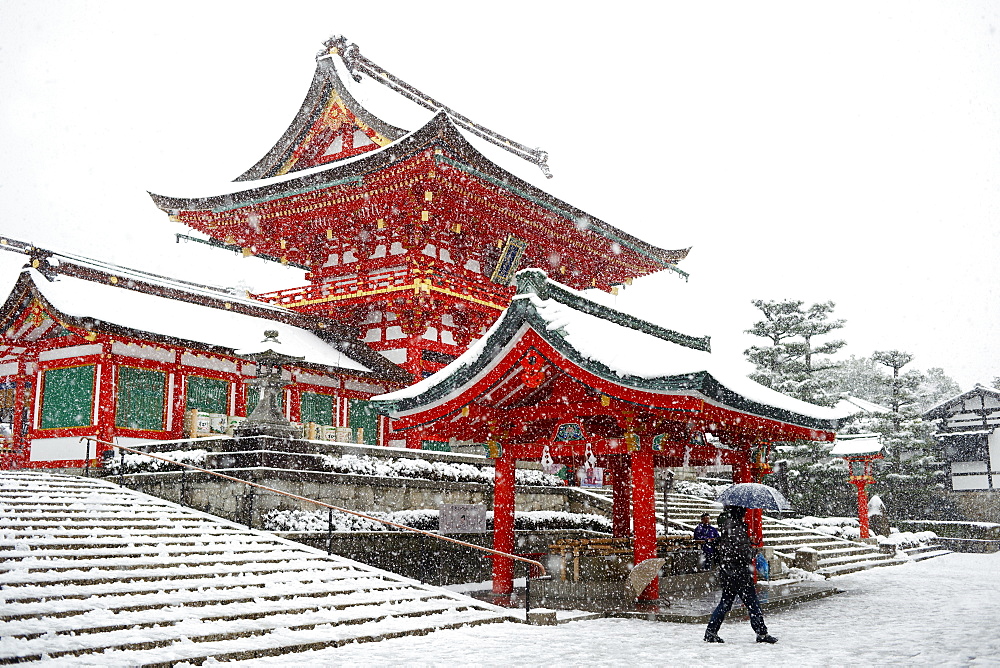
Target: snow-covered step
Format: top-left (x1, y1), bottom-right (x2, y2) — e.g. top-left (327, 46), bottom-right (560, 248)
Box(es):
top-left (799, 545), bottom-right (877, 558)
top-left (0, 471), bottom-right (517, 664)
top-left (2, 597), bottom-right (486, 660)
top-left (819, 551), bottom-right (895, 567)
top-left (0, 543), bottom-right (305, 561)
top-left (1, 573), bottom-right (408, 609)
top-left (0, 586), bottom-right (443, 625)
top-left (2, 590), bottom-right (459, 635)
top-left (0, 537), bottom-right (290, 552)
top-left (817, 555), bottom-right (907, 577)
top-left (26, 607), bottom-right (508, 666)
top-left (0, 548), bottom-right (333, 573)
top-left (758, 534), bottom-right (843, 546)
top-left (1, 552), bottom-right (403, 588)
top-left (902, 545), bottom-right (953, 562)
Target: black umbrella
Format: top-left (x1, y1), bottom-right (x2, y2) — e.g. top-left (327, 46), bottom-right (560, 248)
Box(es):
top-left (716, 482), bottom-right (791, 511)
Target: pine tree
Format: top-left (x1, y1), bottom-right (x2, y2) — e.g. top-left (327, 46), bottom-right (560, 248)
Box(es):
top-left (871, 350), bottom-right (921, 463)
top-left (773, 440), bottom-right (856, 517)
top-left (918, 368), bottom-right (961, 410)
top-left (855, 352), bottom-right (960, 520)
top-left (744, 299), bottom-right (846, 406)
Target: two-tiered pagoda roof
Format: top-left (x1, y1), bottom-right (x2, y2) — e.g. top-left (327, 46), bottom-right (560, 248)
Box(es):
top-left (148, 37), bottom-right (689, 291)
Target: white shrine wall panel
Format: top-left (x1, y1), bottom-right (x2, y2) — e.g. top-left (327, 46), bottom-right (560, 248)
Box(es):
top-left (952, 474), bottom-right (990, 491)
top-left (111, 342), bottom-right (175, 363)
top-left (952, 461), bottom-right (988, 474)
top-left (39, 344), bottom-right (102, 361)
top-left (180, 353), bottom-right (238, 374)
top-left (29, 437), bottom-right (90, 462)
top-left (990, 430), bottom-right (1000, 473)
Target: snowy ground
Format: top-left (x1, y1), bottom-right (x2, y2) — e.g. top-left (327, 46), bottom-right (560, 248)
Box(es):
top-left (205, 552), bottom-right (1000, 667)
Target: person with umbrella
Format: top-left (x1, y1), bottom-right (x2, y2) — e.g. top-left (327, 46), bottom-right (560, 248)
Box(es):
top-left (704, 504), bottom-right (777, 644)
top-left (704, 481), bottom-right (789, 644)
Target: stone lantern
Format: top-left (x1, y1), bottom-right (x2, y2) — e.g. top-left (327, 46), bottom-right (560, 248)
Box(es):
top-left (234, 330), bottom-right (304, 440)
top-left (830, 435), bottom-right (884, 539)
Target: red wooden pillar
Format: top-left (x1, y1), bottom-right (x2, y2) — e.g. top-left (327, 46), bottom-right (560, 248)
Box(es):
top-left (404, 430), bottom-right (423, 450)
top-left (234, 369), bottom-right (247, 417)
top-left (95, 355), bottom-right (116, 464)
top-left (853, 480), bottom-right (871, 539)
top-left (5, 359), bottom-right (31, 469)
top-left (630, 449), bottom-right (658, 600)
top-left (609, 455), bottom-right (631, 538)
top-left (287, 385), bottom-right (301, 423)
top-left (732, 450), bottom-right (764, 547)
top-left (491, 450), bottom-right (516, 595)
top-left (18, 358), bottom-right (39, 468)
top-left (171, 366), bottom-right (186, 438)
top-left (732, 450), bottom-right (753, 483)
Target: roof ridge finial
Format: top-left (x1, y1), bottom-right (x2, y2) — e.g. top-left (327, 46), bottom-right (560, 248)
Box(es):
top-left (514, 268), bottom-right (550, 297)
top-left (320, 35), bottom-right (362, 82)
top-left (322, 37), bottom-right (552, 176)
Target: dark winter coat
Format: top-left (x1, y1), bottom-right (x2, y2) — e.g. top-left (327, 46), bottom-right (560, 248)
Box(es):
top-left (717, 519), bottom-right (754, 576)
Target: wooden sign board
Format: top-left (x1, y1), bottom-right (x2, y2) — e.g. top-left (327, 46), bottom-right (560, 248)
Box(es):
top-left (439, 503), bottom-right (487, 534)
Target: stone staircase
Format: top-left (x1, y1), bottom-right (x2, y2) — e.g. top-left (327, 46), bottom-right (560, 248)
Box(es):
top-left (0, 471), bottom-right (516, 666)
top-left (582, 489), bottom-right (923, 577)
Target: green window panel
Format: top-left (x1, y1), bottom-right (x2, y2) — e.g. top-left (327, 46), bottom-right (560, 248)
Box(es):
top-left (116, 366), bottom-right (166, 431)
top-left (40, 365), bottom-right (95, 429)
top-left (300, 392), bottom-right (334, 425)
top-left (349, 398), bottom-right (379, 445)
top-left (246, 385), bottom-right (284, 416)
top-left (421, 441), bottom-right (451, 452)
top-left (186, 375), bottom-right (228, 414)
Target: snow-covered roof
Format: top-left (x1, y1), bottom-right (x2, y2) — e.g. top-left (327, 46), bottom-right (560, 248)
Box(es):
top-left (923, 384), bottom-right (1000, 420)
top-left (376, 269), bottom-right (848, 432)
top-left (933, 429), bottom-right (992, 438)
top-left (830, 436), bottom-right (883, 457)
top-left (8, 269), bottom-right (379, 375)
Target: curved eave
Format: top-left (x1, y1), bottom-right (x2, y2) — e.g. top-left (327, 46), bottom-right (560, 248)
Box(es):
top-left (373, 296), bottom-right (840, 434)
top-left (235, 62), bottom-right (406, 183)
top-left (150, 113), bottom-right (689, 266)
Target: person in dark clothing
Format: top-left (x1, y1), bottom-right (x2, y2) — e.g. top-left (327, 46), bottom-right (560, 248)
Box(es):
top-left (693, 512), bottom-right (720, 570)
top-left (704, 505), bottom-right (778, 644)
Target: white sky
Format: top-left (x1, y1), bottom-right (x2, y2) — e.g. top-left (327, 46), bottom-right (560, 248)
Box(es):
top-left (0, 1), bottom-right (997, 390)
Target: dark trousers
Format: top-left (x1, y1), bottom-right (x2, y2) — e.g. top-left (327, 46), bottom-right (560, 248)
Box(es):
top-left (706, 569), bottom-right (768, 636)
